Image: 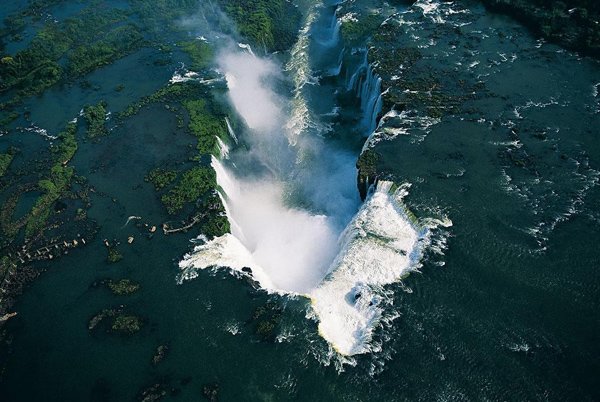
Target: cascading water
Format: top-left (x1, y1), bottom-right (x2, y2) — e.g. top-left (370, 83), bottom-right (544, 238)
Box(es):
top-left (224, 117), bottom-right (238, 144)
top-left (347, 50), bottom-right (368, 91)
top-left (359, 66), bottom-right (383, 133)
top-left (345, 50), bottom-right (383, 133)
top-left (179, 1), bottom-right (448, 357)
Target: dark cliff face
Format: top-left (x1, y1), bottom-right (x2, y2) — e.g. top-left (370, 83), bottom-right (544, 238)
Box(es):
top-left (356, 149), bottom-right (379, 201)
top-left (478, 0), bottom-right (600, 58)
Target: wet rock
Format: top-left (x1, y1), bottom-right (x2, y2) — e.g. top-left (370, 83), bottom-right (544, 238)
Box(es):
top-left (111, 315), bottom-right (142, 334)
top-left (88, 308), bottom-right (119, 331)
top-left (88, 308), bottom-right (142, 335)
top-left (152, 344), bottom-right (169, 365)
top-left (106, 279), bottom-right (140, 295)
top-left (202, 383), bottom-right (219, 401)
top-left (106, 247), bottom-right (123, 264)
top-left (138, 383), bottom-right (167, 402)
top-left (250, 302), bottom-right (282, 342)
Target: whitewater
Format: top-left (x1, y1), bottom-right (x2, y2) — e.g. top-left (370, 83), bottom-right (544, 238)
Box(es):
top-left (178, 3), bottom-right (448, 356)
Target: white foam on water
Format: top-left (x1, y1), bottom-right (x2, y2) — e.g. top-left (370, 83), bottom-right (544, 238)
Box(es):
top-left (237, 42), bottom-right (255, 56)
top-left (310, 181), bottom-right (431, 355)
top-left (121, 215), bottom-right (142, 228)
top-left (22, 124), bottom-right (57, 140)
top-left (592, 82), bottom-right (600, 98)
top-left (216, 136), bottom-right (230, 159)
top-left (169, 69), bottom-right (200, 84)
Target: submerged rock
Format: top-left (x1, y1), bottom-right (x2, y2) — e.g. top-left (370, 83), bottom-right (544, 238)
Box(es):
top-left (106, 246), bottom-right (123, 264)
top-left (151, 344), bottom-right (169, 365)
top-left (202, 383), bottom-right (219, 402)
top-left (250, 302), bottom-right (282, 342)
top-left (88, 308), bottom-right (142, 335)
top-left (88, 309), bottom-right (119, 331)
top-left (137, 383), bottom-right (167, 402)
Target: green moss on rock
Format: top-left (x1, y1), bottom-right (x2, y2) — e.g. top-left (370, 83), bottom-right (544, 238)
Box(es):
top-left (146, 168), bottom-right (178, 190)
top-left (83, 101), bottom-right (108, 139)
top-left (107, 279), bottom-right (140, 295)
top-left (107, 247), bottom-right (123, 264)
top-left (111, 315), bottom-right (142, 334)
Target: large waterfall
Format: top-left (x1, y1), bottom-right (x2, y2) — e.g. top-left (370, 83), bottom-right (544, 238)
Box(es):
top-left (179, 2), bottom-right (446, 357)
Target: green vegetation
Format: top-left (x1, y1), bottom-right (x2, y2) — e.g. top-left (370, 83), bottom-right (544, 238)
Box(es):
top-left (0, 191), bottom-right (25, 240)
top-left (0, 111), bottom-right (19, 128)
top-left (0, 7), bottom-right (141, 102)
top-left (111, 315), bottom-right (142, 334)
top-left (83, 101), bottom-right (108, 138)
top-left (146, 168), bottom-right (178, 190)
top-left (217, 0), bottom-right (302, 52)
top-left (179, 40), bottom-right (213, 70)
top-left (118, 80), bottom-right (230, 235)
top-left (356, 149), bottom-right (379, 200)
top-left (107, 279), bottom-right (140, 295)
top-left (251, 302), bottom-right (282, 342)
top-left (357, 149), bottom-right (379, 181)
top-left (116, 75), bottom-right (231, 235)
top-left (107, 247), bottom-right (123, 264)
top-left (88, 308), bottom-right (142, 334)
top-left (161, 167), bottom-right (216, 214)
top-left (52, 122), bottom-right (78, 164)
top-left (67, 24), bottom-right (144, 76)
top-left (199, 193), bottom-right (230, 237)
top-left (129, 0), bottom-right (198, 32)
top-left (183, 99), bottom-right (227, 155)
top-left (201, 212), bottom-right (230, 238)
top-left (25, 164), bottom-right (73, 237)
top-left (118, 82), bottom-right (192, 119)
top-left (480, 0), bottom-right (600, 57)
top-left (341, 14), bottom-right (384, 44)
top-left (0, 148), bottom-right (17, 177)
top-left (1, 0), bottom-right (67, 38)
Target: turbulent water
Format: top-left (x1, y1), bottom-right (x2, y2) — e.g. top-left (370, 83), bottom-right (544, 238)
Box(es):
top-left (2, 0), bottom-right (600, 400)
top-left (177, 3), bottom-right (441, 355)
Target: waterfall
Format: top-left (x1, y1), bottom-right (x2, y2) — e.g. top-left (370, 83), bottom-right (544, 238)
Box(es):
top-left (317, 9), bottom-right (342, 48)
top-left (310, 181), bottom-right (429, 356)
top-left (346, 51), bottom-right (368, 91)
top-left (225, 117), bottom-right (238, 144)
top-left (216, 136), bottom-right (230, 159)
top-left (356, 62), bottom-right (383, 134)
top-left (327, 47), bottom-right (345, 77)
top-left (178, 1), bottom-right (445, 358)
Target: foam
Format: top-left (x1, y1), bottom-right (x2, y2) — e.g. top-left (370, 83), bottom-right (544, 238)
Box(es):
top-left (206, 157), bottom-right (341, 294)
top-left (216, 136), bottom-right (230, 159)
top-left (310, 181), bottom-right (428, 355)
